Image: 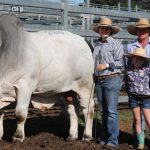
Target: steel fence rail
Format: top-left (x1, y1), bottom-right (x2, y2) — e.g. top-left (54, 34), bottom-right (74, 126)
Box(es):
top-left (0, 0), bottom-right (149, 41)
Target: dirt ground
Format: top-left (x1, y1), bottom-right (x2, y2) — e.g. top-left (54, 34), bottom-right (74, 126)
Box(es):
top-left (0, 110), bottom-right (150, 150)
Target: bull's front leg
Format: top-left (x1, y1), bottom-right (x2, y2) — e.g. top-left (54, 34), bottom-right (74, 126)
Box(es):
top-left (13, 83), bottom-right (32, 142)
top-left (78, 87), bottom-right (95, 141)
top-left (81, 99), bottom-right (94, 141)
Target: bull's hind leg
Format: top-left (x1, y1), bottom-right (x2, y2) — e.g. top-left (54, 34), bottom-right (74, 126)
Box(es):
top-left (13, 84), bottom-right (32, 142)
top-left (64, 91), bottom-right (78, 140)
top-left (74, 80), bottom-right (94, 141)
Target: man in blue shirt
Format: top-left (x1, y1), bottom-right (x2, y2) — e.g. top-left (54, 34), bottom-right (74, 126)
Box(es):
top-left (127, 18), bottom-right (150, 56)
top-left (91, 16), bottom-right (124, 148)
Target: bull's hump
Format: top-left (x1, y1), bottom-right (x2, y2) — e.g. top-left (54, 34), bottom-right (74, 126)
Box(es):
top-left (48, 30), bottom-right (66, 36)
top-left (40, 30), bottom-right (80, 39)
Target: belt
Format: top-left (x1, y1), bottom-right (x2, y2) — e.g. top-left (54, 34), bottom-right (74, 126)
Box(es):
top-left (129, 93), bottom-right (150, 100)
top-left (96, 73), bottom-right (120, 80)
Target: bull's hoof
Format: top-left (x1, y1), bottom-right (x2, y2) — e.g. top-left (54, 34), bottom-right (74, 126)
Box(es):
top-left (13, 136), bottom-right (24, 142)
top-left (82, 135), bottom-right (93, 142)
top-left (13, 132), bottom-right (24, 142)
top-left (0, 135), bottom-right (3, 140)
top-left (66, 136), bottom-right (78, 141)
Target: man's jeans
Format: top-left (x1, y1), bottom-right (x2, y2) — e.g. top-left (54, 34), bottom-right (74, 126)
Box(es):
top-left (95, 75), bottom-right (122, 146)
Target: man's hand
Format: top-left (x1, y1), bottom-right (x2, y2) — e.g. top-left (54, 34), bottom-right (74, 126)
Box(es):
top-left (97, 64), bottom-right (108, 71)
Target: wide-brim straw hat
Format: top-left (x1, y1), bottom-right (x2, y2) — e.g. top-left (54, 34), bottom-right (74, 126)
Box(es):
top-left (125, 48), bottom-right (150, 60)
top-left (91, 17), bottom-right (120, 35)
top-left (127, 18), bottom-right (150, 35)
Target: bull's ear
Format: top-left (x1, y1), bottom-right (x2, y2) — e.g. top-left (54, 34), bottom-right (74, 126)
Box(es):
top-left (17, 19), bottom-right (24, 27)
top-left (13, 84), bottom-right (18, 89)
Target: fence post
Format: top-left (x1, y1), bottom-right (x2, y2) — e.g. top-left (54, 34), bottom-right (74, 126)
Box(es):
top-left (118, 0), bottom-right (120, 11)
top-left (61, 0), bottom-right (68, 30)
top-left (85, 0), bottom-right (90, 41)
top-left (128, 0), bottom-right (131, 12)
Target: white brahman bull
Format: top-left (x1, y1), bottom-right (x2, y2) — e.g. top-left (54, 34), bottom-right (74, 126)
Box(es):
top-left (0, 15), bottom-right (94, 142)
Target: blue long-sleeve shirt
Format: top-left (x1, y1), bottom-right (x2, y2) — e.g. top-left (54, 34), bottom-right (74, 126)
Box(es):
top-left (93, 36), bottom-right (124, 76)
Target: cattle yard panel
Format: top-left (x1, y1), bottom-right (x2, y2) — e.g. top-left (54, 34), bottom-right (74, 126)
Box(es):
top-left (3, 106), bottom-right (64, 120)
top-left (0, 0), bottom-right (149, 42)
top-left (3, 104), bottom-right (129, 120)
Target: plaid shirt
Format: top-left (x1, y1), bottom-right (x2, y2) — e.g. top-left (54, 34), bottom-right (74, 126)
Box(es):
top-left (126, 37), bottom-right (150, 57)
top-left (93, 36), bottom-right (124, 76)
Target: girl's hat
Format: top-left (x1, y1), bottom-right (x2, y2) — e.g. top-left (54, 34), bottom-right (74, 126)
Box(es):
top-left (127, 18), bottom-right (150, 35)
top-left (125, 48), bottom-right (150, 60)
top-left (91, 16), bottom-right (120, 35)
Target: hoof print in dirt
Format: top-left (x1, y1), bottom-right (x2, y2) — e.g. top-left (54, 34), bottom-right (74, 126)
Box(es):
top-left (40, 140), bottom-right (49, 148)
top-left (13, 140), bottom-right (23, 145)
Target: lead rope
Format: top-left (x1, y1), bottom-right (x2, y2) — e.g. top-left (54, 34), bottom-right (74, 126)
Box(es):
top-left (94, 54), bottom-right (99, 142)
top-left (83, 53), bottom-right (99, 142)
top-left (83, 80), bottom-right (95, 140)
top-left (93, 44), bottom-right (103, 142)
top-left (93, 43), bottom-right (104, 142)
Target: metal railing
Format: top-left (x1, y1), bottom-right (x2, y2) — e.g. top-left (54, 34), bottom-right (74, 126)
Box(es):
top-left (0, 0), bottom-right (149, 41)
top-left (79, 2), bottom-right (150, 13)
